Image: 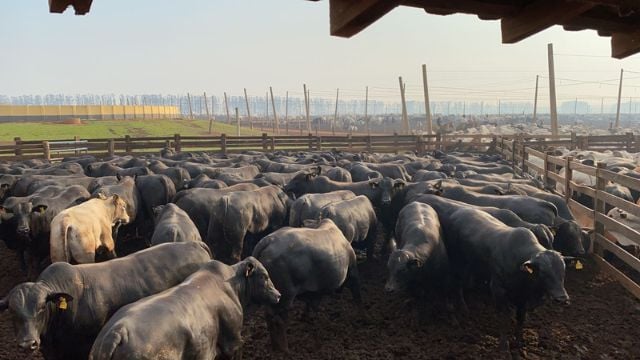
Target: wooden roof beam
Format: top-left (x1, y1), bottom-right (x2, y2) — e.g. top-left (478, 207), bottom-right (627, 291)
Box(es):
top-left (562, 14), bottom-right (640, 34)
top-left (612, 31), bottom-right (640, 58)
top-left (402, 0), bottom-right (518, 19)
top-left (329, 0), bottom-right (400, 37)
top-left (49, 0), bottom-right (93, 15)
top-left (501, 0), bottom-right (596, 43)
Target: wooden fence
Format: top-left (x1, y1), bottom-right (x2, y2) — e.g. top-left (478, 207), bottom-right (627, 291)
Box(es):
top-left (1, 132), bottom-right (637, 162)
top-left (497, 137), bottom-right (640, 299)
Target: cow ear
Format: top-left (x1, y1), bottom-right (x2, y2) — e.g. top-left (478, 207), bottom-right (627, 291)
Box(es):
top-left (620, 212), bottom-right (628, 219)
top-left (32, 205), bottom-right (48, 214)
top-left (521, 260), bottom-right (535, 274)
top-left (0, 206), bottom-right (13, 214)
top-left (562, 256), bottom-right (578, 267)
top-left (152, 205), bottom-right (164, 217)
top-left (112, 194), bottom-right (121, 203)
top-left (394, 179), bottom-right (406, 189)
top-left (0, 297), bottom-right (7, 311)
top-left (46, 293), bottom-right (74, 310)
top-left (494, 188), bottom-right (505, 195)
top-left (434, 180), bottom-right (443, 190)
top-left (116, 173), bottom-right (122, 181)
top-left (0, 184), bottom-right (9, 189)
top-left (245, 262), bottom-right (255, 278)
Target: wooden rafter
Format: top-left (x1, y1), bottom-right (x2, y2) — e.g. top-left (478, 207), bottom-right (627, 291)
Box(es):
top-left (501, 0), bottom-right (596, 44)
top-left (329, 0), bottom-right (400, 37)
top-left (402, 0), bottom-right (518, 19)
top-left (612, 30), bottom-right (640, 59)
top-left (49, 0), bottom-right (93, 15)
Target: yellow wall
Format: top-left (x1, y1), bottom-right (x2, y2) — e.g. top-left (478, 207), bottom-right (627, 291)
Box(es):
top-left (0, 105), bottom-right (180, 118)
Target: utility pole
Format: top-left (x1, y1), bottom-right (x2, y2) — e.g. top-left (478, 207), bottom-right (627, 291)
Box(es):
top-left (533, 75), bottom-right (539, 125)
top-left (498, 99), bottom-right (501, 116)
top-left (235, 107), bottom-right (240, 136)
top-left (187, 93), bottom-right (194, 120)
top-left (422, 64), bottom-right (432, 134)
top-left (615, 69), bottom-right (624, 128)
top-left (265, 92), bottom-right (269, 130)
top-left (303, 84), bottom-right (310, 133)
top-left (601, 97), bottom-right (604, 114)
top-left (333, 88), bottom-right (339, 135)
top-left (204, 91), bottom-right (212, 134)
top-left (270, 86), bottom-right (278, 134)
top-left (223, 92), bottom-right (230, 124)
top-left (365, 86), bottom-right (369, 135)
top-left (548, 43), bottom-right (558, 135)
top-left (285, 91), bottom-right (289, 135)
top-left (399, 77), bottom-right (408, 135)
top-left (574, 98), bottom-right (578, 115)
top-left (244, 88), bottom-right (252, 130)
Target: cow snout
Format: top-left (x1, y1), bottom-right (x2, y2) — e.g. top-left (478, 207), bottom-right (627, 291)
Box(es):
top-left (18, 339), bottom-right (39, 351)
top-left (552, 295), bottom-right (570, 306)
top-left (271, 289), bottom-right (282, 304)
top-left (17, 227), bottom-right (30, 236)
top-left (384, 281), bottom-right (397, 293)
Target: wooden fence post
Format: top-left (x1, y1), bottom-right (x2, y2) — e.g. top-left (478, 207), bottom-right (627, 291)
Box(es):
top-left (270, 136), bottom-right (276, 151)
top-left (221, 133), bottom-right (227, 154)
top-left (570, 132), bottom-right (577, 150)
top-left (416, 135), bottom-right (424, 154)
top-left (366, 135), bottom-right (372, 152)
top-left (436, 133), bottom-right (442, 151)
top-left (511, 139), bottom-right (517, 171)
top-left (317, 136), bottom-right (322, 151)
top-left (594, 162), bottom-right (607, 256)
top-left (347, 134), bottom-right (353, 151)
top-left (393, 132), bottom-right (399, 154)
top-left (521, 143), bottom-right (528, 175)
top-left (543, 152), bottom-right (550, 190)
top-left (14, 137), bottom-right (22, 157)
top-left (626, 132), bottom-right (633, 151)
top-left (635, 133), bottom-right (639, 153)
top-left (564, 156), bottom-right (573, 202)
top-left (108, 139), bottom-right (115, 157)
top-left (174, 134), bottom-right (182, 153)
top-left (124, 135), bottom-right (132, 154)
top-left (262, 133), bottom-right (268, 151)
top-left (42, 141), bottom-right (51, 161)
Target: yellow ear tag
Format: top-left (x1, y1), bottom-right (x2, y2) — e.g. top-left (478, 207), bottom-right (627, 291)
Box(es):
top-left (575, 260), bottom-right (583, 270)
top-left (525, 266), bottom-right (533, 274)
top-left (58, 297), bottom-right (67, 310)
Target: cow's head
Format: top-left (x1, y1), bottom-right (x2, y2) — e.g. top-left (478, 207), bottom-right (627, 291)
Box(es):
top-left (240, 257), bottom-right (281, 306)
top-left (110, 194), bottom-right (130, 226)
top-left (283, 172), bottom-right (317, 199)
top-left (521, 250), bottom-right (570, 305)
top-left (369, 177), bottom-right (405, 207)
top-left (0, 183), bottom-right (10, 200)
top-left (385, 250), bottom-right (422, 293)
top-left (550, 221), bottom-right (586, 257)
top-left (1, 202), bottom-right (47, 240)
top-left (0, 283), bottom-right (73, 353)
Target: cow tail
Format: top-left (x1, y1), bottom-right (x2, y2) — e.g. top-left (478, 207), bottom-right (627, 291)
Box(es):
top-left (90, 326), bottom-right (127, 360)
top-left (61, 219), bottom-right (71, 263)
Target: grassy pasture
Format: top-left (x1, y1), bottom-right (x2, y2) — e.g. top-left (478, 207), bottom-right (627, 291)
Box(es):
top-left (0, 118), bottom-right (266, 142)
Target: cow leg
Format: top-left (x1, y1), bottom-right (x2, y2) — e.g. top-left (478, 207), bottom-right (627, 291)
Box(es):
top-left (514, 305), bottom-right (527, 349)
top-left (365, 225), bottom-right (378, 261)
top-left (490, 279), bottom-right (513, 359)
top-left (266, 296), bottom-right (293, 353)
top-left (344, 264), bottom-right (362, 305)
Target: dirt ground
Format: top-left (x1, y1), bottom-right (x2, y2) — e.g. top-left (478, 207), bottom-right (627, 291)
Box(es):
top-left (1, 240), bottom-right (639, 360)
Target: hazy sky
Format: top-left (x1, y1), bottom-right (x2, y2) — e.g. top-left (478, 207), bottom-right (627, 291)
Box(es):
top-left (3, 0), bottom-right (640, 109)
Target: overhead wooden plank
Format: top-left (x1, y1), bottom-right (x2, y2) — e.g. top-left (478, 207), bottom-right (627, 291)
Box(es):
top-left (402, 0), bottom-right (518, 18)
top-left (501, 0), bottom-right (596, 44)
top-left (329, 0), bottom-right (399, 37)
top-left (612, 30), bottom-right (640, 59)
top-left (49, 0), bottom-right (93, 15)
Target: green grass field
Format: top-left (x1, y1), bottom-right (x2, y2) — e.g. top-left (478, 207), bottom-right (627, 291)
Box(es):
top-left (0, 118), bottom-right (267, 142)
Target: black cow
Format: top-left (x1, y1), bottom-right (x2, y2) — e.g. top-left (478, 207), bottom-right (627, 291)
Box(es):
top-left (325, 166), bottom-right (352, 182)
top-left (135, 174), bottom-right (176, 225)
top-left (441, 186), bottom-right (558, 226)
top-left (150, 203), bottom-right (202, 245)
top-left (386, 202), bottom-right (451, 313)
top-left (411, 170), bottom-right (447, 182)
top-left (284, 174), bottom-right (405, 208)
top-left (253, 219), bottom-right (361, 352)
top-left (86, 163), bottom-right (152, 177)
top-left (89, 257), bottom-right (280, 360)
top-left (0, 242), bottom-right (211, 360)
top-left (173, 184), bottom-right (259, 240)
top-left (349, 163), bottom-right (382, 182)
top-left (206, 185), bottom-right (290, 264)
top-left (288, 190), bottom-right (356, 227)
top-left (440, 207), bottom-right (570, 354)
top-left (412, 194), bottom-right (555, 250)
top-left (320, 195), bottom-right (378, 259)
top-left (186, 174), bottom-right (228, 189)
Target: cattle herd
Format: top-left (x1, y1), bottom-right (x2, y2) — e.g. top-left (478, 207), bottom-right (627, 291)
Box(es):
top-left (0, 146), bottom-right (638, 360)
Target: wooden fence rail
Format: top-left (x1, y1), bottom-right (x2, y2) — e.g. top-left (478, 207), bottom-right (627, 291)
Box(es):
top-left (497, 136), bottom-right (640, 299)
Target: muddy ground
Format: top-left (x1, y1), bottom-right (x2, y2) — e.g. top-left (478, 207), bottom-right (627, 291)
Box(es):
top-left (1, 239), bottom-right (639, 359)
